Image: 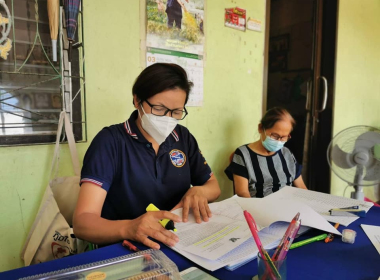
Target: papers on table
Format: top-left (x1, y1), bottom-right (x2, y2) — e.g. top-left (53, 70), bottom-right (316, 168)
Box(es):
top-left (267, 187), bottom-right (373, 226)
top-left (361, 224), bottom-right (380, 255)
top-left (172, 200), bottom-right (252, 260)
top-left (235, 196), bottom-right (341, 235)
top-left (170, 231), bottom-right (280, 271)
top-left (170, 190), bottom-right (342, 271)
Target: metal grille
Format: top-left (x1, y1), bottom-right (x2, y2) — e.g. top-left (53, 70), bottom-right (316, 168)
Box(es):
top-left (0, 0), bottom-right (86, 145)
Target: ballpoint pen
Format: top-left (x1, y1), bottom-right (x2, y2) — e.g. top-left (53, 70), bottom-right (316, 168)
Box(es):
top-left (276, 219), bottom-right (301, 261)
top-left (329, 209), bottom-right (366, 217)
top-left (262, 213), bottom-right (300, 280)
top-left (122, 240), bottom-right (140, 252)
top-left (290, 233), bottom-right (328, 249)
top-left (122, 240), bottom-right (152, 261)
top-left (272, 212), bottom-right (300, 261)
top-left (244, 210), bottom-right (280, 280)
top-left (325, 223), bottom-right (340, 243)
top-left (339, 206), bottom-right (359, 209)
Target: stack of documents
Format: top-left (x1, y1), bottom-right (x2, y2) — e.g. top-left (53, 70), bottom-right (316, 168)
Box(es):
top-left (265, 187), bottom-right (373, 226)
top-left (170, 187), bottom-right (373, 271)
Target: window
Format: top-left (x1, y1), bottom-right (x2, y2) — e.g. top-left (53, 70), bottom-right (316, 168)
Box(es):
top-left (0, 0), bottom-right (86, 145)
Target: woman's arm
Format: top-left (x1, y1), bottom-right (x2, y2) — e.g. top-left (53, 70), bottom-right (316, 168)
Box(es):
top-left (172, 174), bottom-right (220, 223)
top-left (73, 183), bottom-right (181, 249)
top-left (293, 175), bottom-right (308, 189)
top-left (233, 174), bottom-right (251, 198)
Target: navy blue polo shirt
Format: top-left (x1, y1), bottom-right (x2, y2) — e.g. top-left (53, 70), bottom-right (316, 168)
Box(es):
top-left (81, 110), bottom-right (212, 221)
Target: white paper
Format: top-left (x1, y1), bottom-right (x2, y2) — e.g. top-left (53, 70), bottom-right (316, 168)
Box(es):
top-left (266, 186), bottom-right (373, 226)
top-left (170, 231), bottom-right (280, 271)
top-left (247, 18), bottom-right (262, 32)
top-left (261, 221), bottom-right (311, 238)
top-left (172, 200), bottom-right (251, 260)
top-left (361, 224), bottom-right (380, 255)
top-left (234, 195), bottom-right (341, 235)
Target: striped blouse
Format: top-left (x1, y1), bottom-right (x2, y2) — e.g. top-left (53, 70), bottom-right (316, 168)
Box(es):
top-left (225, 145), bottom-right (302, 198)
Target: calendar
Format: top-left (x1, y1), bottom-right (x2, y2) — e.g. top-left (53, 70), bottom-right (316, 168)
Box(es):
top-left (147, 48), bottom-right (204, 107)
top-left (146, 0), bottom-right (205, 107)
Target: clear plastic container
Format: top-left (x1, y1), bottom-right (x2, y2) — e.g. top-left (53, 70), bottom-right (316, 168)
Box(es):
top-left (19, 249), bottom-right (181, 280)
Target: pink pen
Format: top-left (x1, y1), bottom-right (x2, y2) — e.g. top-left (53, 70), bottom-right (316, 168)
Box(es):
top-left (263, 213), bottom-right (301, 280)
top-left (277, 219), bottom-right (301, 261)
top-left (272, 212), bottom-right (300, 261)
top-left (244, 211), bottom-right (277, 280)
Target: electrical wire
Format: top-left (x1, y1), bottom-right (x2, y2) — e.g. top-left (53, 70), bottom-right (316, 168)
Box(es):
top-left (343, 185), bottom-right (351, 198)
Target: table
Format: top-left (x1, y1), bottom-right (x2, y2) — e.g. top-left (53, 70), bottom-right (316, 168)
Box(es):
top-left (1, 207), bottom-right (380, 280)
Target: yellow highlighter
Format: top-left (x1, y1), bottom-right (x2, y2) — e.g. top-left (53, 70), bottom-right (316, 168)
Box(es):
top-left (146, 203), bottom-right (177, 232)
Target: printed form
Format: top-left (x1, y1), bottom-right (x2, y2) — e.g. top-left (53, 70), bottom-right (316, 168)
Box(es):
top-left (172, 200), bottom-right (251, 260)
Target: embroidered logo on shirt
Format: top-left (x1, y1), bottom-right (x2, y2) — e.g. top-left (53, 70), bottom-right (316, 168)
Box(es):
top-left (169, 149), bottom-right (186, 167)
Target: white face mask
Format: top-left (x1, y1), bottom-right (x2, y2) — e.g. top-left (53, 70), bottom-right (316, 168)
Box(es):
top-left (138, 104), bottom-right (178, 145)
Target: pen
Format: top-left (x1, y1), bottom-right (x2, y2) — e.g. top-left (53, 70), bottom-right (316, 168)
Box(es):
top-left (122, 240), bottom-right (140, 252)
top-left (146, 203), bottom-right (177, 232)
top-left (272, 212), bottom-right (300, 261)
top-left (329, 209), bottom-right (366, 217)
top-left (122, 240), bottom-right (153, 262)
top-left (243, 211), bottom-right (280, 280)
top-left (290, 233), bottom-right (328, 249)
top-left (324, 223), bottom-right (340, 243)
top-left (276, 219), bottom-right (301, 261)
top-left (262, 246), bottom-right (282, 279)
top-left (262, 214), bottom-right (300, 280)
top-left (339, 206), bottom-right (359, 209)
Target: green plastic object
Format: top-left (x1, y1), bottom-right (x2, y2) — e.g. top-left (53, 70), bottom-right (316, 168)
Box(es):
top-left (374, 143), bottom-right (380, 160)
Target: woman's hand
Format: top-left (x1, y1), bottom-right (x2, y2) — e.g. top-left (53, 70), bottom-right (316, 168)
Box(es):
top-left (124, 211), bottom-right (181, 250)
top-left (172, 186), bottom-right (212, 223)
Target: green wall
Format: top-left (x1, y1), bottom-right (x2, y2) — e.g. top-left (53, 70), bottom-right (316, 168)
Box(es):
top-left (2, 0), bottom-right (379, 272)
top-left (0, 0), bottom-right (265, 271)
top-left (331, 0), bottom-right (380, 199)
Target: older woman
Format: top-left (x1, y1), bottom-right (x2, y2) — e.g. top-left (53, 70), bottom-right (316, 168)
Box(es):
top-left (225, 107), bottom-right (307, 198)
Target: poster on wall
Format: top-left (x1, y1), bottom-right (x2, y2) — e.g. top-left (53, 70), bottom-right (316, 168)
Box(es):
top-left (146, 0), bottom-right (205, 106)
top-left (224, 7), bottom-right (246, 31)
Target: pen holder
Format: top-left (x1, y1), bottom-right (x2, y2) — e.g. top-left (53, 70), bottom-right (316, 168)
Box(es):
top-left (257, 249), bottom-right (287, 280)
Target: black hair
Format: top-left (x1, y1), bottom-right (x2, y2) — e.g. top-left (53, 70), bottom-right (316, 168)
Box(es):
top-left (260, 107), bottom-right (296, 130)
top-left (132, 63), bottom-right (193, 105)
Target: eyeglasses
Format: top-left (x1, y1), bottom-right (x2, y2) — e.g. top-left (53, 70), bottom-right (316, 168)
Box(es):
top-left (265, 129), bottom-right (291, 142)
top-left (143, 99), bottom-right (188, 120)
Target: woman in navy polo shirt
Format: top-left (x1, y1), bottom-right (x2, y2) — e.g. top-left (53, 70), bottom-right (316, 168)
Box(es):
top-left (225, 107), bottom-right (307, 198)
top-left (73, 63), bottom-right (220, 250)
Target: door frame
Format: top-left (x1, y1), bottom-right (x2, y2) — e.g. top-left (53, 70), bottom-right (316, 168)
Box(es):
top-left (261, 0), bottom-right (271, 115)
top-left (261, 0), bottom-right (339, 193)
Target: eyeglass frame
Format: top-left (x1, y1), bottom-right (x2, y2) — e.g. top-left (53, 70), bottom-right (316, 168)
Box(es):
top-left (264, 129), bottom-right (291, 142)
top-left (142, 99), bottom-right (188, 120)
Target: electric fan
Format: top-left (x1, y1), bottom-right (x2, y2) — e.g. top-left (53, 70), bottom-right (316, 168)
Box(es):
top-left (327, 125), bottom-right (380, 200)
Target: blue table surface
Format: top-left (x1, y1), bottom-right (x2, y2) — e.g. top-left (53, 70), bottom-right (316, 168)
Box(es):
top-left (1, 206), bottom-right (380, 280)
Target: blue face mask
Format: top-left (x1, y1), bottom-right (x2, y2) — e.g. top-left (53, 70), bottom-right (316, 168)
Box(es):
top-left (261, 131), bottom-right (285, 152)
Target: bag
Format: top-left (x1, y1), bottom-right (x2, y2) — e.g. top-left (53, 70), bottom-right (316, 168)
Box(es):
top-left (21, 111), bottom-right (87, 266)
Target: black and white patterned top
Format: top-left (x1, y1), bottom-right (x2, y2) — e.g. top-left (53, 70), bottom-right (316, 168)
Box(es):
top-left (225, 145), bottom-right (302, 198)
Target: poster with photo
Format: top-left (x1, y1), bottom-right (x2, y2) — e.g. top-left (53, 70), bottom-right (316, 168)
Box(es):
top-left (146, 0), bottom-right (204, 106)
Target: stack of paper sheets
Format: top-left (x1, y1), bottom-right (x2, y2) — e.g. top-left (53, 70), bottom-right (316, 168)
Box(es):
top-left (170, 187), bottom-right (373, 271)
